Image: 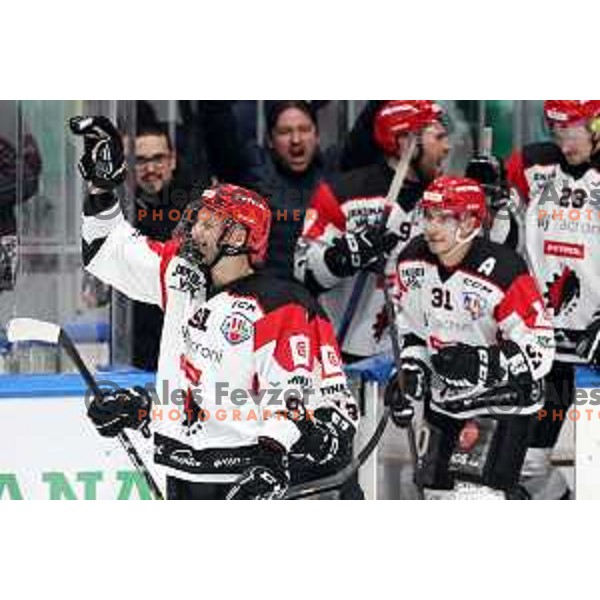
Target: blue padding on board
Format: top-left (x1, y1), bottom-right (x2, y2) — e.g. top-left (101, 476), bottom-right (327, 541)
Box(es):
top-left (345, 353), bottom-right (395, 384)
top-left (575, 366), bottom-right (600, 389)
top-left (0, 354), bottom-right (397, 399)
top-left (64, 321), bottom-right (110, 343)
top-left (2, 356), bottom-right (596, 399)
top-left (0, 369), bottom-right (155, 399)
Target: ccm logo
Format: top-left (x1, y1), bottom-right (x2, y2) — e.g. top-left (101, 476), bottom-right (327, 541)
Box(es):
top-left (543, 241), bottom-right (584, 259)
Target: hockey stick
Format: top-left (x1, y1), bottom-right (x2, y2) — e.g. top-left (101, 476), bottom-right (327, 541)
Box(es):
top-left (336, 134), bottom-right (418, 347)
top-left (6, 317), bottom-right (164, 501)
top-left (381, 266), bottom-right (425, 500)
top-left (284, 406), bottom-right (390, 500)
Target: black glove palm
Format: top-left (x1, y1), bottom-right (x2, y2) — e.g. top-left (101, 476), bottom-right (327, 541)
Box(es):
top-left (69, 116), bottom-right (126, 191)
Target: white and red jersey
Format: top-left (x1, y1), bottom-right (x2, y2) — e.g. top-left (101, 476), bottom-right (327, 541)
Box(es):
top-left (82, 193), bottom-right (358, 482)
top-left (294, 162), bottom-right (425, 358)
top-left (395, 236), bottom-right (555, 418)
top-left (506, 143), bottom-right (600, 362)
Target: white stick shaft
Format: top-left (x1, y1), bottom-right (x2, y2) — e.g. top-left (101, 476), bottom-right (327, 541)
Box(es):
top-left (7, 318), bottom-right (61, 345)
top-left (386, 133), bottom-right (418, 204)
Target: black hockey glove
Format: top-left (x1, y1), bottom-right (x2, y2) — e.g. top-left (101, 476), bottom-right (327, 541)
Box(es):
top-left (69, 116), bottom-right (126, 191)
top-left (384, 367), bottom-right (422, 428)
top-left (87, 386), bottom-right (152, 438)
top-left (226, 437), bottom-right (290, 500)
top-left (431, 344), bottom-right (505, 390)
top-left (324, 227), bottom-right (399, 277)
top-left (576, 312), bottom-right (600, 365)
top-left (290, 407), bottom-right (355, 475)
top-left (465, 154), bottom-right (508, 212)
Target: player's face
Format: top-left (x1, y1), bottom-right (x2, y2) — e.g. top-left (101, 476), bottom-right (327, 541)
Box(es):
top-left (270, 108), bottom-right (319, 174)
top-left (552, 125), bottom-right (593, 166)
top-left (418, 122), bottom-right (450, 182)
top-left (423, 208), bottom-right (460, 256)
top-left (134, 134), bottom-right (176, 194)
top-left (191, 207), bottom-right (226, 264)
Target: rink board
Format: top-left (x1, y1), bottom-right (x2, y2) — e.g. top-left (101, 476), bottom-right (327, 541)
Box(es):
top-left (0, 359), bottom-right (588, 500)
top-left (574, 368), bottom-right (600, 500)
top-left (0, 364), bottom-right (384, 500)
top-left (0, 372), bottom-right (157, 500)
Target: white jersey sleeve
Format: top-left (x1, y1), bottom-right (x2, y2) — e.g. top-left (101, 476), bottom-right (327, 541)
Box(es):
top-left (82, 191), bottom-right (179, 307)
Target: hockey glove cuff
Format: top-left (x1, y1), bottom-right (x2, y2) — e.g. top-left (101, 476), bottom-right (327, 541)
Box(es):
top-left (226, 437), bottom-right (290, 500)
top-left (324, 227), bottom-right (399, 277)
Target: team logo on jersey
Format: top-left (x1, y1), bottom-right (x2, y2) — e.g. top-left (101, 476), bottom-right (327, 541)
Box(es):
top-left (220, 312), bottom-right (253, 345)
top-left (462, 292), bottom-right (487, 320)
top-left (544, 267), bottom-right (581, 316)
top-left (400, 266), bottom-right (424, 290)
top-left (170, 264), bottom-right (205, 299)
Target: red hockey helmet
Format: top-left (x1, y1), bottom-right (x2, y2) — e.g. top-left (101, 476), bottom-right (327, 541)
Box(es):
top-left (544, 100), bottom-right (600, 128)
top-left (200, 183), bottom-right (271, 265)
top-left (374, 100), bottom-right (445, 156)
top-left (420, 176), bottom-right (488, 226)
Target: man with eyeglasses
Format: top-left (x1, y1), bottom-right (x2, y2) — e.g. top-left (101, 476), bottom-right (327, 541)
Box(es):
top-left (124, 123), bottom-right (195, 371)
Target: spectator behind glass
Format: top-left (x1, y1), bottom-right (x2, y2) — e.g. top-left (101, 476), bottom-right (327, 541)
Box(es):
top-left (0, 102), bottom-right (42, 294)
top-left (241, 101), bottom-right (336, 281)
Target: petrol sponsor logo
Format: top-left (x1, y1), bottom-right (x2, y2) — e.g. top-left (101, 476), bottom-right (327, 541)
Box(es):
top-left (221, 312), bottom-right (253, 345)
top-left (543, 240), bottom-right (585, 260)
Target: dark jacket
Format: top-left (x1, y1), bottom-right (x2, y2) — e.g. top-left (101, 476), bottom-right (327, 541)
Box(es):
top-left (241, 147), bottom-right (334, 280)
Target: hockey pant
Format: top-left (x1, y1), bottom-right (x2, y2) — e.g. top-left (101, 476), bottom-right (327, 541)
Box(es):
top-left (166, 476), bottom-right (232, 500)
top-left (420, 401), bottom-right (535, 494)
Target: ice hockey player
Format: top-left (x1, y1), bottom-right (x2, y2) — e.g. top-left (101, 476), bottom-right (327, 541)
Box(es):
top-left (385, 175), bottom-right (555, 499)
top-left (295, 100), bottom-right (450, 362)
top-left (505, 100), bottom-right (600, 499)
top-left (70, 116), bottom-right (359, 500)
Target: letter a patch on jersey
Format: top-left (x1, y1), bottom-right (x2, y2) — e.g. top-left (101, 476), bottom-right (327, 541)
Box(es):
top-left (477, 257), bottom-right (496, 277)
top-left (221, 312), bottom-right (253, 345)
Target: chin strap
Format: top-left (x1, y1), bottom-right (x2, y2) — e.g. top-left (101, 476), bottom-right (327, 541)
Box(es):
top-left (204, 220), bottom-right (251, 270)
top-left (437, 224), bottom-right (481, 264)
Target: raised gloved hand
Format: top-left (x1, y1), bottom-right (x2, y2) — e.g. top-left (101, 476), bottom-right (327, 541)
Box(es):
top-left (226, 437), bottom-right (289, 500)
top-left (324, 226), bottom-right (399, 277)
top-left (69, 116), bottom-right (126, 191)
top-left (576, 312), bottom-right (600, 365)
top-left (431, 343), bottom-right (504, 390)
top-left (87, 386), bottom-right (152, 438)
top-left (465, 154), bottom-right (507, 212)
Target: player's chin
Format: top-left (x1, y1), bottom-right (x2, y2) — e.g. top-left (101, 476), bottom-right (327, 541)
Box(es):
top-left (425, 239), bottom-right (446, 255)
